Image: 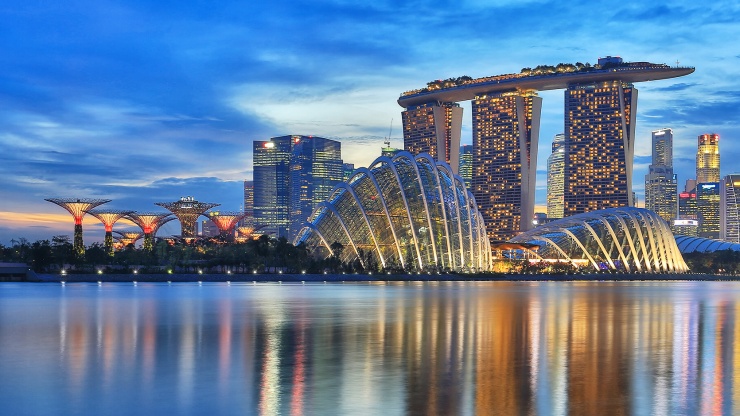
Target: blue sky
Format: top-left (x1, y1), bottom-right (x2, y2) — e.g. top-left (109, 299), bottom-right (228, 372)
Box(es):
top-left (1, 0), bottom-right (739, 243)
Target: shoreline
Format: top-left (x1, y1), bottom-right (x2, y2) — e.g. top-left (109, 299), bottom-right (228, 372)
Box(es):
top-left (23, 272), bottom-right (740, 283)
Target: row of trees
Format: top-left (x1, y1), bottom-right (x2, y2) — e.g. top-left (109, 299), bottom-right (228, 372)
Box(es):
top-left (0, 235), bottom-right (362, 274)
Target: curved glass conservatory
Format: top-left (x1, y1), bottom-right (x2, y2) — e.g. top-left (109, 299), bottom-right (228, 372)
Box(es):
top-left (509, 207), bottom-right (688, 272)
top-left (294, 152), bottom-right (492, 272)
top-left (674, 235), bottom-right (740, 253)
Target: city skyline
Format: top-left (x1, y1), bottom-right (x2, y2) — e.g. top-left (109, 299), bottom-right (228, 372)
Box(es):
top-left (2, 0), bottom-right (740, 244)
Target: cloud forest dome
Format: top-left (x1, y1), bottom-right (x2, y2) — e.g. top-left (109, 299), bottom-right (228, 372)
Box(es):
top-left (294, 152), bottom-right (492, 272)
top-left (509, 207), bottom-right (688, 273)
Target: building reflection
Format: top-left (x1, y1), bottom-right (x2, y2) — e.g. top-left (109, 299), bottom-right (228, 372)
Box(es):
top-left (44, 282), bottom-right (740, 414)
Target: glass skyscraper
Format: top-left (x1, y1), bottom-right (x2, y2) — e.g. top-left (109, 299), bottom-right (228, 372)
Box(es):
top-left (697, 182), bottom-right (721, 239)
top-left (289, 136), bottom-right (343, 240)
top-left (253, 135), bottom-right (343, 240)
top-left (459, 144), bottom-right (473, 190)
top-left (547, 133), bottom-right (565, 219)
top-left (564, 81), bottom-right (636, 216)
top-left (471, 90), bottom-right (541, 241)
top-left (644, 129), bottom-right (677, 223)
top-left (253, 136), bottom-right (293, 238)
top-left (721, 174), bottom-right (740, 243)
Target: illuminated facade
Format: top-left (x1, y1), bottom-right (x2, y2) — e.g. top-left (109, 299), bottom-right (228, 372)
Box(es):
top-left (721, 174), bottom-right (740, 242)
top-left (547, 133), bottom-right (565, 219)
top-left (45, 198), bottom-right (111, 257)
top-left (563, 81), bottom-right (636, 215)
top-left (472, 90), bottom-right (541, 242)
top-left (402, 102), bottom-right (463, 171)
top-left (509, 207), bottom-right (688, 272)
top-left (696, 183), bottom-right (720, 239)
top-left (399, 57), bottom-right (692, 244)
top-left (242, 180), bottom-right (253, 226)
top-left (253, 136), bottom-right (293, 238)
top-left (459, 145), bottom-right (473, 189)
top-left (696, 134), bottom-right (720, 183)
top-left (294, 151), bottom-right (492, 272)
top-left (156, 196), bottom-right (219, 238)
top-left (254, 135), bottom-right (344, 240)
top-left (644, 129), bottom-right (677, 224)
top-left (289, 136), bottom-right (343, 241)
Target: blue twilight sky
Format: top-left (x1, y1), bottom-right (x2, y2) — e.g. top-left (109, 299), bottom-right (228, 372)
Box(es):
top-left (1, 0), bottom-right (739, 244)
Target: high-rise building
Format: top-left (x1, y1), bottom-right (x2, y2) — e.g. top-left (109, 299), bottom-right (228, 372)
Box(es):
top-left (402, 102), bottom-right (463, 171)
top-left (472, 90), bottom-right (541, 241)
top-left (459, 145), bottom-right (473, 190)
top-left (289, 136), bottom-right (343, 240)
top-left (342, 163), bottom-right (355, 182)
top-left (563, 81), bottom-right (636, 216)
top-left (696, 134), bottom-right (720, 183)
top-left (254, 135), bottom-right (344, 240)
top-left (678, 191), bottom-right (698, 220)
top-left (242, 180), bottom-right (254, 226)
top-left (696, 182), bottom-right (720, 239)
top-left (720, 174), bottom-right (740, 243)
top-left (253, 136), bottom-right (293, 238)
top-left (644, 129), bottom-right (677, 223)
top-left (547, 133), bottom-right (565, 219)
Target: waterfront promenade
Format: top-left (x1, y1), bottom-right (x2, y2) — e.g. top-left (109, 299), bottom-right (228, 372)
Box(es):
top-left (30, 272), bottom-right (738, 283)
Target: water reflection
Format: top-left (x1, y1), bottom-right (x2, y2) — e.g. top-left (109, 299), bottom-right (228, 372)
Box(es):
top-left (0, 282), bottom-right (738, 415)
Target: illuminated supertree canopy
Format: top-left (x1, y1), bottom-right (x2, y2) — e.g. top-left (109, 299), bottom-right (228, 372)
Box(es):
top-left (156, 196), bottom-right (220, 238)
top-left (87, 209), bottom-right (133, 255)
top-left (45, 198), bottom-right (111, 257)
top-left (208, 211), bottom-right (247, 240)
top-left (113, 231), bottom-right (143, 248)
top-left (126, 212), bottom-right (174, 251)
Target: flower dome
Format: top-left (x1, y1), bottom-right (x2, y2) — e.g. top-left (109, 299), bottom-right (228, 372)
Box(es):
top-left (294, 152), bottom-right (492, 272)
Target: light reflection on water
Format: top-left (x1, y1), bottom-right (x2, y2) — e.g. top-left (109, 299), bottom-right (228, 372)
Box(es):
top-left (0, 281), bottom-right (738, 415)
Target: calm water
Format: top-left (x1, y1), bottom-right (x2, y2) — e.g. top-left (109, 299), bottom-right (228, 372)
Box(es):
top-left (1, 281), bottom-right (738, 416)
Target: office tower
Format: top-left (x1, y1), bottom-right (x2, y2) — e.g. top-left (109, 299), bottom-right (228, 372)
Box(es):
top-left (459, 144), bottom-right (473, 189)
top-left (201, 219), bottom-right (219, 237)
top-left (644, 129), bottom-right (677, 223)
top-left (243, 180), bottom-right (254, 226)
top-left (563, 81), bottom-right (636, 216)
top-left (343, 163), bottom-right (355, 182)
top-left (696, 182), bottom-right (720, 239)
top-left (547, 133), bottom-right (565, 219)
top-left (696, 134), bottom-right (720, 183)
top-left (289, 136), bottom-right (343, 240)
top-left (253, 136), bottom-right (293, 238)
top-left (402, 102), bottom-right (463, 171)
top-left (678, 190), bottom-right (698, 220)
top-left (472, 90), bottom-right (541, 241)
top-left (720, 174), bottom-right (740, 242)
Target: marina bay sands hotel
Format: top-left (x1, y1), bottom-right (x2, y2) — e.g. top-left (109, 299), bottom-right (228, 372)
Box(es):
top-left (398, 56), bottom-right (693, 242)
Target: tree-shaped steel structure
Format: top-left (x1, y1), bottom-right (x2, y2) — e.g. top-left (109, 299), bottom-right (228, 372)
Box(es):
top-left (45, 198), bottom-right (110, 257)
top-left (207, 211), bottom-right (247, 241)
top-left (126, 212), bottom-right (174, 251)
top-left (155, 196), bottom-right (219, 238)
top-left (113, 231), bottom-right (143, 249)
top-left (87, 209), bottom-right (132, 255)
top-left (235, 225), bottom-right (265, 242)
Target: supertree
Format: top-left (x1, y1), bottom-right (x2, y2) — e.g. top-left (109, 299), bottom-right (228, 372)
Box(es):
top-left (207, 211), bottom-right (247, 241)
top-left (126, 212), bottom-right (174, 251)
top-left (113, 231), bottom-right (143, 249)
top-left (45, 198), bottom-right (111, 257)
top-left (155, 196), bottom-right (219, 238)
top-left (235, 224), bottom-right (265, 242)
top-left (86, 209), bottom-right (132, 255)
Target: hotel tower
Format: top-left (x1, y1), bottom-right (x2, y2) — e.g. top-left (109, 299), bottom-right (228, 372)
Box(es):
top-left (398, 56), bottom-right (693, 244)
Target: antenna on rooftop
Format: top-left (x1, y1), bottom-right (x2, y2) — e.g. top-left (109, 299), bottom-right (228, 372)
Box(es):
top-left (384, 118), bottom-right (393, 147)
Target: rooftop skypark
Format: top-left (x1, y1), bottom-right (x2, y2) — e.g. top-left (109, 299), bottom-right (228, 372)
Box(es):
top-left (398, 56), bottom-right (694, 107)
